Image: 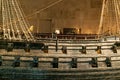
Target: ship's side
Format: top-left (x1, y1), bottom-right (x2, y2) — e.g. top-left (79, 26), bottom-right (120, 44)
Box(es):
top-left (0, 36), bottom-right (120, 80)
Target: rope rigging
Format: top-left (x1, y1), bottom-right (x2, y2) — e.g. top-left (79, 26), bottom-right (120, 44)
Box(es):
top-left (98, 0), bottom-right (120, 37)
top-left (0, 0), bottom-right (64, 27)
top-left (0, 0), bottom-right (64, 41)
top-left (1, 0), bottom-right (120, 41)
top-left (26, 0), bottom-right (64, 19)
top-left (1, 0), bottom-right (35, 41)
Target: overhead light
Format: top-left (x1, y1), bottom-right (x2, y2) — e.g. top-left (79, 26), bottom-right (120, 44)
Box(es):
top-left (55, 29), bottom-right (60, 34)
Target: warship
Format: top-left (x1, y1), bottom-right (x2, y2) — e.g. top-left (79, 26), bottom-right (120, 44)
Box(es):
top-left (0, 0), bottom-right (120, 80)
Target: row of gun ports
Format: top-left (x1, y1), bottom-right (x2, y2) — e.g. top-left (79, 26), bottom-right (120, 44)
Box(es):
top-left (0, 56), bottom-right (112, 68)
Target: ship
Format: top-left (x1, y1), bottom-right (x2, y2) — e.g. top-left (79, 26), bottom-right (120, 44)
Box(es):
top-left (0, 0), bottom-right (120, 80)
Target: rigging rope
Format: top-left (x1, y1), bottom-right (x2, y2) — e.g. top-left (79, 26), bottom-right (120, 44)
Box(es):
top-left (17, 0), bottom-right (34, 41)
top-left (0, 0), bottom-right (64, 27)
top-left (26, 0), bottom-right (64, 19)
top-left (1, 0), bottom-right (36, 41)
top-left (98, 0), bottom-right (106, 35)
top-left (98, 0), bottom-right (120, 37)
top-left (0, 0), bottom-right (64, 41)
top-left (11, 0), bottom-right (21, 40)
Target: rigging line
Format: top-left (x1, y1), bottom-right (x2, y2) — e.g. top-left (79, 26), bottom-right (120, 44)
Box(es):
top-left (10, 0), bottom-right (17, 39)
top-left (14, 1), bottom-right (29, 40)
top-left (114, 0), bottom-right (119, 33)
top-left (5, 0), bottom-right (11, 39)
top-left (10, 0), bottom-right (18, 39)
top-left (7, 0), bottom-right (15, 40)
top-left (12, 0), bottom-right (24, 40)
top-left (5, 0), bottom-right (9, 30)
top-left (111, 0), bottom-right (115, 32)
top-left (17, 0), bottom-right (34, 38)
top-left (115, 0), bottom-right (119, 34)
top-left (111, 0), bottom-right (115, 34)
top-left (0, 0), bottom-right (64, 30)
top-left (106, 0), bottom-right (111, 35)
top-left (5, 0), bottom-right (12, 40)
top-left (3, 0), bottom-right (9, 39)
top-left (117, 0), bottom-right (120, 34)
top-left (108, 0), bottom-right (114, 35)
top-left (26, 0), bottom-right (64, 19)
top-left (108, 0), bottom-right (113, 35)
top-left (17, 0), bottom-right (34, 41)
top-left (15, 1), bottom-right (31, 41)
top-left (14, 0), bottom-right (31, 41)
top-left (10, 0), bottom-right (20, 40)
top-left (2, 0), bottom-right (6, 39)
top-left (6, 0), bottom-right (12, 40)
top-left (12, 0), bottom-right (28, 41)
top-left (0, 0), bottom-right (2, 31)
top-left (117, 0), bottom-right (120, 17)
top-left (98, 0), bottom-right (106, 36)
top-left (113, 0), bottom-right (118, 35)
top-left (11, 0), bottom-right (21, 40)
top-left (103, 0), bottom-right (108, 35)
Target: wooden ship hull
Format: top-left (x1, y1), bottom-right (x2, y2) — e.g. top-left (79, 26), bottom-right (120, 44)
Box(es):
top-left (0, 0), bottom-right (120, 79)
top-left (0, 36), bottom-right (120, 80)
